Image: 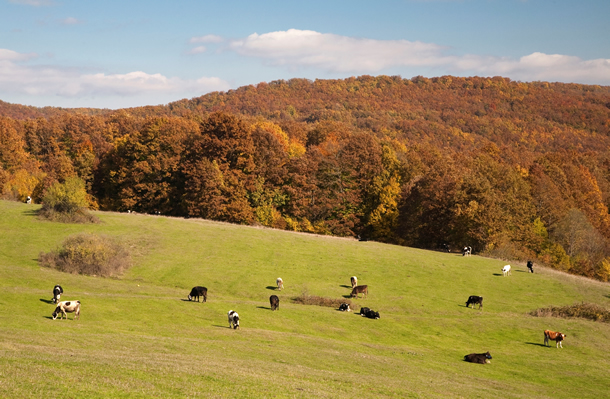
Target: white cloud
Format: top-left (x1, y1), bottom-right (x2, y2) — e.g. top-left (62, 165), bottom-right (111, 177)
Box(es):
top-left (0, 48), bottom-right (231, 107)
top-left (228, 29), bottom-right (610, 85)
top-left (229, 29), bottom-right (447, 72)
top-left (190, 35), bottom-right (223, 44)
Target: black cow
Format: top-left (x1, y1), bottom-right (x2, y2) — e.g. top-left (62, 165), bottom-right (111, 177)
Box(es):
top-left (270, 295), bottom-right (279, 311)
top-left (52, 285), bottom-right (63, 304)
top-left (465, 295), bottom-right (483, 309)
top-left (188, 286), bottom-right (207, 302)
top-left (527, 260), bottom-right (534, 273)
top-left (359, 307), bottom-right (380, 319)
top-left (464, 352), bottom-right (492, 364)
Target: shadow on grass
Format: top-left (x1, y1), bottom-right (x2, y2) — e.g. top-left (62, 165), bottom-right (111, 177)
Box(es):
top-left (525, 342), bottom-right (548, 347)
top-left (212, 325), bottom-right (233, 329)
top-left (266, 286), bottom-right (278, 290)
top-left (257, 306), bottom-right (271, 310)
top-left (22, 209), bottom-right (39, 217)
top-left (515, 270), bottom-right (528, 273)
top-left (42, 316), bottom-right (54, 320)
top-left (40, 298), bottom-right (55, 304)
top-left (339, 285), bottom-right (352, 289)
top-left (180, 299), bottom-right (206, 303)
top-left (342, 294), bottom-right (354, 299)
top-left (492, 273), bottom-right (503, 276)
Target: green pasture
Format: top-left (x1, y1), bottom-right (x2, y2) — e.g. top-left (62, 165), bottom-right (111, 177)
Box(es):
top-left (0, 200), bottom-right (609, 398)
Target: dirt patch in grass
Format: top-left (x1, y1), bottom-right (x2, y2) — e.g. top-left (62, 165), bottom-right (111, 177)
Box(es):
top-left (530, 302), bottom-right (610, 323)
top-left (291, 294), bottom-right (352, 309)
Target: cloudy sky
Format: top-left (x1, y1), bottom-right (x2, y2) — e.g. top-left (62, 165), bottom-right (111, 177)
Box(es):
top-left (1, 0), bottom-right (609, 109)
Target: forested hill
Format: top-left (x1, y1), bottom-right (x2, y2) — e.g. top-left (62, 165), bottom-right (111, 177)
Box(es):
top-left (2, 75), bottom-right (610, 281)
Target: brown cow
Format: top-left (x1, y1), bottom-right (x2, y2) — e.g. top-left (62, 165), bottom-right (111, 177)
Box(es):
top-left (544, 330), bottom-right (566, 348)
top-left (270, 295), bottom-right (279, 311)
top-left (350, 285), bottom-right (368, 298)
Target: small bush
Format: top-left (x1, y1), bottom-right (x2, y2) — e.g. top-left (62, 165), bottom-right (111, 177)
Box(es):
top-left (529, 302), bottom-right (610, 323)
top-left (39, 177), bottom-right (98, 223)
top-left (39, 233), bottom-right (130, 277)
top-left (291, 294), bottom-right (352, 309)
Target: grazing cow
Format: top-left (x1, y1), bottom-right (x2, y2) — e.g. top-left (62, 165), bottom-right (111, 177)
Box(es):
top-left (52, 284), bottom-right (64, 304)
top-left (276, 277), bottom-right (284, 291)
top-left (464, 352), bottom-right (492, 364)
top-left (544, 330), bottom-right (566, 348)
top-left (527, 260), bottom-right (534, 273)
top-left (188, 286), bottom-right (207, 302)
top-left (350, 276), bottom-right (358, 288)
top-left (228, 310), bottom-right (240, 329)
top-left (502, 265), bottom-right (512, 276)
top-left (338, 303), bottom-right (351, 312)
top-left (465, 295), bottom-right (483, 309)
top-left (362, 308), bottom-right (380, 319)
top-left (26, 196), bottom-right (32, 204)
top-left (270, 295), bottom-right (280, 311)
top-left (440, 243), bottom-right (450, 253)
top-left (351, 285), bottom-right (368, 298)
top-left (52, 300), bottom-right (81, 320)
top-left (462, 246), bottom-right (472, 256)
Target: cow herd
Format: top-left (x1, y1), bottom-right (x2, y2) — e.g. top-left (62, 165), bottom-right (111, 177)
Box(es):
top-left (47, 258), bottom-right (567, 365)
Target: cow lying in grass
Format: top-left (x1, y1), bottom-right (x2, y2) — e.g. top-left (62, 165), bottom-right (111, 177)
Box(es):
top-left (228, 310), bottom-right (240, 329)
top-left (544, 330), bottom-right (566, 348)
top-left (339, 303), bottom-right (351, 312)
top-left (464, 352), bottom-right (492, 364)
top-left (359, 307), bottom-right (380, 319)
top-left (270, 295), bottom-right (279, 311)
top-left (52, 300), bottom-right (81, 320)
top-left (465, 295), bottom-right (483, 309)
top-left (188, 286), bottom-right (207, 302)
top-left (52, 284), bottom-right (63, 304)
top-left (351, 285), bottom-right (368, 298)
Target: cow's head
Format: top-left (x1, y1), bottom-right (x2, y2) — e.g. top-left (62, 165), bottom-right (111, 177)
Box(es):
top-left (485, 352), bottom-right (492, 359)
top-left (52, 307), bottom-right (60, 320)
top-left (188, 294), bottom-right (192, 301)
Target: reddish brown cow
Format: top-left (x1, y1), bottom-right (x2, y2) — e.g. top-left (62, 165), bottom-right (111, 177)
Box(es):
top-left (350, 285), bottom-right (368, 298)
top-left (544, 330), bottom-right (566, 348)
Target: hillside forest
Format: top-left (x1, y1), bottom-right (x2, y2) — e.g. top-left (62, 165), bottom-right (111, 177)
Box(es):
top-left (2, 75), bottom-right (610, 281)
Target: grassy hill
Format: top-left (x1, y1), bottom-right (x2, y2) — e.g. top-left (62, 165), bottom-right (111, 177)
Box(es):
top-left (1, 199), bottom-right (609, 398)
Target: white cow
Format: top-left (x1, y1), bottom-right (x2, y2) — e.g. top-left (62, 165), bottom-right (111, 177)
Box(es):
top-left (276, 277), bottom-right (284, 291)
top-left (502, 265), bottom-right (512, 277)
top-left (350, 276), bottom-right (358, 288)
top-left (228, 310), bottom-right (240, 329)
top-left (52, 300), bottom-right (81, 320)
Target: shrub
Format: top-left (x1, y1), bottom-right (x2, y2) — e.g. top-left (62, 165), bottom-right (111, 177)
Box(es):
top-left (291, 294), bottom-right (352, 309)
top-left (529, 302), bottom-right (610, 323)
top-left (39, 233), bottom-right (130, 277)
top-left (39, 177), bottom-right (98, 223)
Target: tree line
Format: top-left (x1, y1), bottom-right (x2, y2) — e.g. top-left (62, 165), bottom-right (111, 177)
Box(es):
top-left (1, 75), bottom-right (610, 280)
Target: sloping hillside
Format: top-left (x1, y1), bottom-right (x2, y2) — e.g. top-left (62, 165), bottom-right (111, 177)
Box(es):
top-left (1, 200), bottom-right (608, 398)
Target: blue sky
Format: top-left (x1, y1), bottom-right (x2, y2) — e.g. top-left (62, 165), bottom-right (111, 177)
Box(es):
top-left (1, 0), bottom-right (609, 109)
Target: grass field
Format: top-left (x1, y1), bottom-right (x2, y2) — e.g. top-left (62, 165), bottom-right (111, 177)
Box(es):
top-left (1, 199), bottom-right (609, 398)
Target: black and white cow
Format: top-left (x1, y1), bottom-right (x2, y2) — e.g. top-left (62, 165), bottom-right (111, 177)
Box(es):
top-left (338, 303), bottom-right (351, 312)
top-left (360, 307), bottom-right (380, 319)
top-left (228, 310), bottom-right (240, 329)
top-left (52, 285), bottom-right (63, 304)
top-left (464, 352), bottom-right (492, 364)
top-left (462, 246), bottom-right (472, 256)
top-left (527, 260), bottom-right (534, 273)
top-left (465, 295), bottom-right (483, 309)
top-left (52, 300), bottom-right (81, 320)
top-left (188, 286), bottom-right (207, 302)
top-left (270, 295), bottom-right (279, 311)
